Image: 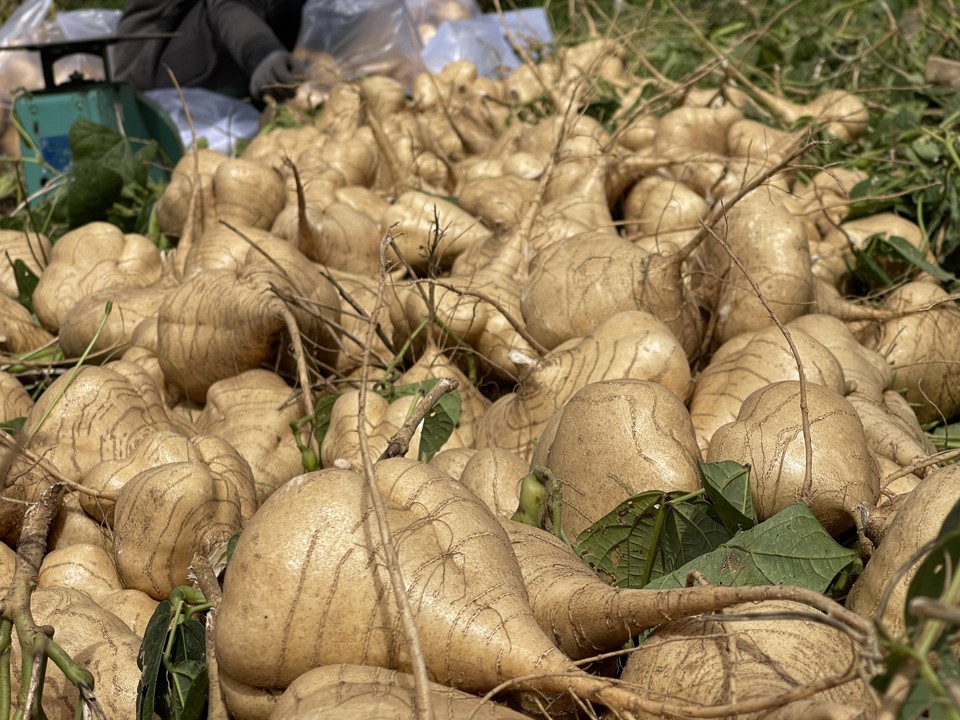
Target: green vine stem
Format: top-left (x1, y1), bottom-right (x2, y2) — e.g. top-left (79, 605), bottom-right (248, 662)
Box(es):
top-left (0, 483), bottom-right (106, 720)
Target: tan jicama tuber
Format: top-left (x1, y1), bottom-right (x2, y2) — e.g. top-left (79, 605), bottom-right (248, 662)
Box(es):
top-left (97, 589), bottom-right (159, 637)
top-left (475, 310), bottom-right (693, 460)
top-left (155, 148), bottom-right (226, 237)
top-left (13, 361), bottom-right (191, 497)
top-left (111, 437), bottom-right (256, 599)
top-left (320, 385), bottom-right (466, 472)
top-left (57, 276), bottom-right (177, 357)
top-left (0, 294), bottom-right (55, 354)
top-left (382, 190), bottom-right (493, 269)
top-left (622, 175), bottom-right (709, 247)
top-left (846, 462), bottom-right (960, 638)
top-left (689, 325), bottom-right (847, 452)
top-left (532, 379), bottom-right (704, 539)
top-left (457, 448), bottom-right (529, 518)
top-left (726, 85), bottom-right (869, 142)
top-left (521, 231), bottom-right (703, 357)
top-left (397, 343), bottom-right (491, 449)
top-left (389, 231), bottom-right (537, 379)
top-left (9, 587), bottom-right (142, 720)
top-left (270, 664), bottom-right (532, 720)
top-left (503, 519), bottom-right (872, 662)
top-left (48, 493), bottom-right (114, 553)
top-left (0, 371), bottom-right (33, 421)
top-left (615, 598), bottom-right (876, 719)
top-left (870, 281), bottom-right (960, 423)
top-left (215, 458), bottom-right (749, 720)
top-left (193, 369), bottom-right (305, 503)
top-left (707, 380), bottom-right (880, 535)
top-left (0, 229), bottom-right (50, 299)
top-left (693, 187), bottom-right (814, 347)
top-left (37, 543), bottom-right (122, 602)
top-left (31, 222), bottom-right (165, 332)
top-left (156, 236), bottom-right (341, 403)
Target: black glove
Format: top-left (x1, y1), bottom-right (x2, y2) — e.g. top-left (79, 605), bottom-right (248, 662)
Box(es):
top-left (249, 50), bottom-right (306, 102)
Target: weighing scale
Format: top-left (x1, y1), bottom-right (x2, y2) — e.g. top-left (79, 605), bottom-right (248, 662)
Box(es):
top-left (2, 34), bottom-right (184, 198)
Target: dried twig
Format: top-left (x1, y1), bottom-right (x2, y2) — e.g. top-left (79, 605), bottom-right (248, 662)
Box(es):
top-left (355, 237), bottom-right (435, 720)
top-left (378, 377), bottom-right (460, 462)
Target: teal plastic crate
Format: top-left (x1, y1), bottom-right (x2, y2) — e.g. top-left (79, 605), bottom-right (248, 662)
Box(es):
top-left (6, 35), bottom-right (184, 201)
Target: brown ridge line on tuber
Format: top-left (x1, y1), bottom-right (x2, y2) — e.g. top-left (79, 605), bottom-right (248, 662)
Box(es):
top-left (0, 431), bottom-right (117, 502)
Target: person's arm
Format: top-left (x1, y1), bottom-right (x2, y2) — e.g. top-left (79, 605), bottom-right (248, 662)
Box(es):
top-left (204, 0), bottom-right (286, 75)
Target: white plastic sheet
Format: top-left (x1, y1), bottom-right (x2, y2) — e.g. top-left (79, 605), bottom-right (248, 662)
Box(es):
top-left (144, 87), bottom-right (261, 156)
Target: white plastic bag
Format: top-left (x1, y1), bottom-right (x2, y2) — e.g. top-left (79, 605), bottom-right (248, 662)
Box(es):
top-left (144, 87), bottom-right (261, 156)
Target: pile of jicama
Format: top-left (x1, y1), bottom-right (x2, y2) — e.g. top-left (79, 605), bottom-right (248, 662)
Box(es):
top-left (1, 33), bottom-right (958, 720)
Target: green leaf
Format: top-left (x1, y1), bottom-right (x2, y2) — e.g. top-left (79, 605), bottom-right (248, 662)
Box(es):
top-left (927, 421), bottom-right (960, 450)
top-left (874, 234), bottom-right (957, 283)
top-left (700, 461), bottom-right (756, 533)
top-left (310, 393), bottom-right (341, 463)
top-left (65, 159), bottom-right (124, 227)
top-left (373, 379), bottom-right (462, 463)
top-left (417, 389), bottom-right (461, 463)
top-left (172, 618), bottom-right (206, 666)
top-left (225, 532), bottom-right (242, 565)
top-left (0, 417), bottom-right (25, 434)
top-left (11, 259), bottom-right (39, 313)
top-left (645, 502), bottom-right (857, 593)
top-left (575, 491), bottom-right (730, 588)
top-left (136, 600), bottom-right (175, 720)
top-left (70, 119), bottom-right (124, 162)
top-left (170, 660), bottom-right (208, 720)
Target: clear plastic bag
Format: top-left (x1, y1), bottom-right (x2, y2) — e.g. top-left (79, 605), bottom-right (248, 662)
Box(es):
top-left (406, 0), bottom-right (479, 45)
top-left (420, 8), bottom-right (552, 78)
top-left (297, 0), bottom-right (424, 90)
top-left (0, 2), bottom-right (124, 102)
top-left (0, 0), bottom-right (52, 104)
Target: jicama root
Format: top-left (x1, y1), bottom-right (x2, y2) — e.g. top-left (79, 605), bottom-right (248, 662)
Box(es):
top-left (531, 378), bottom-right (703, 540)
top-left (475, 310), bottom-right (693, 460)
top-left (503, 520), bottom-right (872, 661)
top-left (156, 237), bottom-right (341, 403)
top-left (270, 664), bottom-right (532, 720)
top-left (214, 459), bottom-right (720, 720)
top-left (689, 325), bottom-right (847, 452)
top-left (616, 598), bottom-right (876, 719)
top-left (707, 380), bottom-right (880, 535)
top-left (521, 231), bottom-right (703, 357)
top-left (845, 462), bottom-right (960, 638)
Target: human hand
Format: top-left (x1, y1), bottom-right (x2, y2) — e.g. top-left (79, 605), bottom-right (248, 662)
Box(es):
top-left (249, 50), bottom-right (307, 102)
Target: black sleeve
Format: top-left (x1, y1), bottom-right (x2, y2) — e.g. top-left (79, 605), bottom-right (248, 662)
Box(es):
top-left (204, 0), bottom-right (289, 75)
